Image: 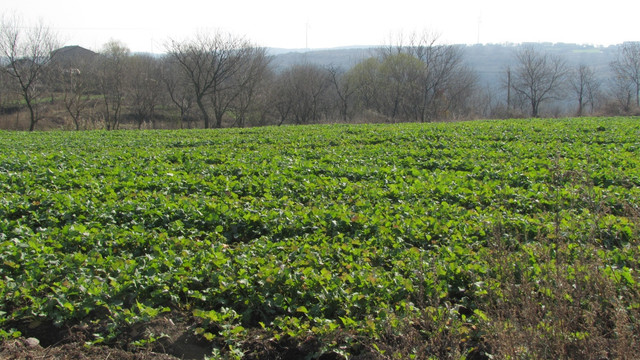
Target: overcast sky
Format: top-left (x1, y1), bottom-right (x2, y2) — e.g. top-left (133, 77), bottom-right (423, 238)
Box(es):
top-left (5, 0), bottom-right (639, 53)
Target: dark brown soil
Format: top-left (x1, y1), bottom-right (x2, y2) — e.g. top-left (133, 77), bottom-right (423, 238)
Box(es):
top-left (0, 337), bottom-right (179, 360)
top-left (1, 311), bottom-right (211, 360)
top-left (0, 311), bottom-right (352, 360)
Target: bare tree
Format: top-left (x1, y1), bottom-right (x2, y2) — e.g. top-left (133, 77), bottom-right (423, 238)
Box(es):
top-left (97, 40), bottom-right (130, 130)
top-left (378, 32), bottom-right (428, 121)
top-left (420, 46), bottom-right (476, 121)
top-left (166, 32), bottom-right (253, 128)
top-left (346, 57), bottom-right (383, 115)
top-left (505, 66), bottom-right (512, 109)
top-left (49, 47), bottom-right (98, 130)
top-left (129, 54), bottom-right (163, 129)
top-left (270, 69), bottom-right (295, 126)
top-left (511, 45), bottom-right (568, 117)
top-left (611, 42), bottom-right (640, 108)
top-left (607, 73), bottom-right (635, 114)
top-left (380, 31), bottom-right (477, 122)
top-left (494, 66), bottom-right (529, 117)
top-left (291, 64), bottom-right (330, 124)
top-left (349, 31), bottom-right (476, 122)
top-left (60, 63), bottom-right (94, 130)
top-left (231, 46), bottom-right (271, 127)
top-left (468, 84), bottom-right (498, 119)
top-left (569, 64), bottom-right (600, 116)
top-left (440, 63), bottom-right (479, 119)
top-left (161, 57), bottom-right (195, 128)
top-left (271, 64), bottom-right (330, 125)
top-left (327, 65), bottom-right (359, 122)
top-left (0, 61), bottom-right (18, 115)
top-left (0, 15), bottom-right (59, 131)
top-left (379, 52), bottom-right (423, 121)
top-left (208, 45), bottom-right (259, 128)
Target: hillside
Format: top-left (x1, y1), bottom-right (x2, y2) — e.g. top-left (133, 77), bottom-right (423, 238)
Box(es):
top-left (270, 42), bottom-right (619, 86)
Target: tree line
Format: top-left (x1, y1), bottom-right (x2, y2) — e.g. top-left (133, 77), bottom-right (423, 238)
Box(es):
top-left (1, 16), bottom-right (639, 131)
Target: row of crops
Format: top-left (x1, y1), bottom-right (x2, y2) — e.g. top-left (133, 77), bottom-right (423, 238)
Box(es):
top-left (1, 118), bottom-right (639, 358)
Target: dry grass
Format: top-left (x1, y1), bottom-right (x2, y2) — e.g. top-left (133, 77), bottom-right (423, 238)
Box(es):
top-left (481, 242), bottom-right (639, 359)
top-left (477, 163), bottom-right (640, 359)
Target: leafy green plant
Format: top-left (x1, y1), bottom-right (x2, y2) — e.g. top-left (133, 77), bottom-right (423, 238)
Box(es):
top-left (1, 117), bottom-right (639, 358)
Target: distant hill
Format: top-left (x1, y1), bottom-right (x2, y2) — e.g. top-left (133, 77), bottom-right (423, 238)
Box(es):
top-left (269, 43), bottom-right (619, 88)
top-left (462, 43), bottom-right (617, 86)
top-left (268, 47), bottom-right (374, 71)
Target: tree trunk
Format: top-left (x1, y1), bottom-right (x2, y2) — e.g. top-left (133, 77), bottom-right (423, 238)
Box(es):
top-left (577, 92), bottom-right (583, 117)
top-left (507, 68), bottom-right (511, 109)
top-left (531, 100), bottom-right (539, 118)
top-left (342, 101), bottom-right (348, 122)
top-left (28, 106), bottom-right (36, 131)
top-left (25, 99), bottom-right (36, 131)
top-left (196, 96), bottom-right (210, 129)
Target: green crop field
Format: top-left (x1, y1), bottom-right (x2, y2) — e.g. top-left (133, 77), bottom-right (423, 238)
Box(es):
top-left (1, 118), bottom-right (639, 359)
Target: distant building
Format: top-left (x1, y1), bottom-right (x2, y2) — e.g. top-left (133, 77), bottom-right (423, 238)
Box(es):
top-left (50, 45), bottom-right (97, 69)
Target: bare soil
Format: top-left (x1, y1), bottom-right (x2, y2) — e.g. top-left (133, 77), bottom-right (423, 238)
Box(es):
top-left (0, 311), bottom-right (207, 359)
top-left (0, 310), bottom-right (354, 360)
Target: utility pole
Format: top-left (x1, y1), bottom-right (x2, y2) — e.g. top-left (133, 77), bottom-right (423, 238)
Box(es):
top-left (507, 66), bottom-right (511, 109)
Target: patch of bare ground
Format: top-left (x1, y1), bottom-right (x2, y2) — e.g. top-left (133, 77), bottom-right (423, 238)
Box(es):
top-left (1, 312), bottom-right (354, 360)
top-left (0, 337), bottom-right (179, 360)
top-left (1, 311), bottom-right (211, 360)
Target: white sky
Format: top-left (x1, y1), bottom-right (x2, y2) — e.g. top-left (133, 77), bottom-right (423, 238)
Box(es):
top-left (5, 0), bottom-right (640, 53)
